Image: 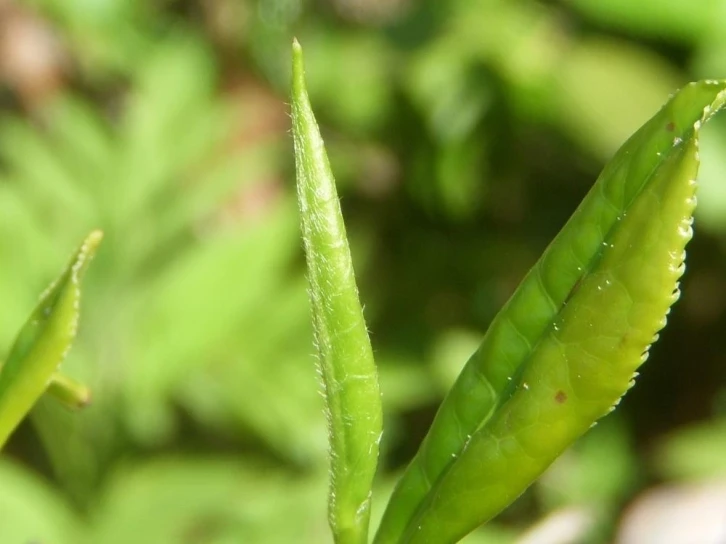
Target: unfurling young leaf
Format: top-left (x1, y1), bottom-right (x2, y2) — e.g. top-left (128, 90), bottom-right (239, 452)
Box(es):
top-left (291, 41), bottom-right (383, 544)
top-left (374, 82), bottom-right (726, 544)
top-left (0, 230), bottom-right (102, 448)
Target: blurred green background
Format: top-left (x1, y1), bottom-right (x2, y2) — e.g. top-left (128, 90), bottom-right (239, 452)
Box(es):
top-left (1, 0), bottom-right (726, 543)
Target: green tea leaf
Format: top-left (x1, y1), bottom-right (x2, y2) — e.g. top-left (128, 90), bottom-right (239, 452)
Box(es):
top-left (0, 457), bottom-right (81, 543)
top-left (376, 81), bottom-right (726, 543)
top-left (291, 40), bottom-right (383, 544)
top-left (655, 418), bottom-right (726, 481)
top-left (0, 230), bottom-right (102, 448)
top-left (569, 0), bottom-right (715, 44)
top-left (90, 458), bottom-right (327, 544)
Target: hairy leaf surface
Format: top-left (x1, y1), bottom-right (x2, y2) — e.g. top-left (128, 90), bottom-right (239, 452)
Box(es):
top-left (291, 41), bottom-right (383, 544)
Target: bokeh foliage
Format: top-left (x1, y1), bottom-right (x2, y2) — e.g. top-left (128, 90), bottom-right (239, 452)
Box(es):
top-left (0, 0), bottom-right (725, 542)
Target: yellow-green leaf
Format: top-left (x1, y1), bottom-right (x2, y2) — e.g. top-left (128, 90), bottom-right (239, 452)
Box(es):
top-left (0, 230), bottom-right (102, 448)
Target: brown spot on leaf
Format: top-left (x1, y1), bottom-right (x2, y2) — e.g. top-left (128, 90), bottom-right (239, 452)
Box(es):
top-left (665, 121), bottom-right (675, 132)
top-left (555, 390), bottom-right (567, 404)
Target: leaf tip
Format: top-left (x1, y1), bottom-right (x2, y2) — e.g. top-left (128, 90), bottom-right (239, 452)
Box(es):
top-left (291, 39), bottom-right (306, 97)
top-left (73, 229), bottom-right (103, 281)
top-left (84, 229), bottom-right (104, 255)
